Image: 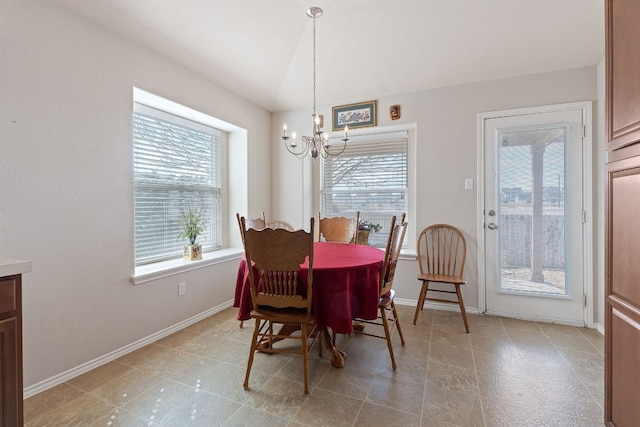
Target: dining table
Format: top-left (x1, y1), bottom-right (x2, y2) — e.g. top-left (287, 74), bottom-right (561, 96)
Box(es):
top-left (234, 241), bottom-right (385, 367)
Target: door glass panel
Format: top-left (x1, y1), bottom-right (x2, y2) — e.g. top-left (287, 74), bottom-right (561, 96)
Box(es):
top-left (498, 126), bottom-right (567, 296)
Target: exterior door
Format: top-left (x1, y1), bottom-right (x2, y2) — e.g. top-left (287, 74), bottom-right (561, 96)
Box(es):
top-left (483, 105), bottom-right (586, 325)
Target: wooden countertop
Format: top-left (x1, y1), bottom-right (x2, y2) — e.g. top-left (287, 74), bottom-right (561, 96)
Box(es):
top-left (0, 258), bottom-right (32, 277)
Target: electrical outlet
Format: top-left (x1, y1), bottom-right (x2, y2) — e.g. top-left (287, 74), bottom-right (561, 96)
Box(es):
top-left (178, 281), bottom-right (186, 296)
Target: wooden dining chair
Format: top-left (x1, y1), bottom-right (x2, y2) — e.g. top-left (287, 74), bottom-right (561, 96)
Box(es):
top-left (240, 216), bottom-right (317, 394)
top-left (318, 211), bottom-right (359, 243)
top-left (352, 214), bottom-right (407, 369)
top-left (414, 224), bottom-right (469, 332)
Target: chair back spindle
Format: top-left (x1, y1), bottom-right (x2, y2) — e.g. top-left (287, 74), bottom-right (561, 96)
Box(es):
top-left (380, 215), bottom-right (408, 297)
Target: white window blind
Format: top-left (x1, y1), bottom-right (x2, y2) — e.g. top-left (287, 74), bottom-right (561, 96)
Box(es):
top-left (133, 103), bottom-right (222, 265)
top-left (321, 131), bottom-right (408, 247)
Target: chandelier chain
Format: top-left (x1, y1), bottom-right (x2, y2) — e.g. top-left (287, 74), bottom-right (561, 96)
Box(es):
top-left (280, 7), bottom-right (349, 159)
top-left (312, 12), bottom-right (317, 117)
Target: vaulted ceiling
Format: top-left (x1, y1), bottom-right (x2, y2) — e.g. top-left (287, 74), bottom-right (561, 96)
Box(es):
top-left (52, 0), bottom-right (604, 112)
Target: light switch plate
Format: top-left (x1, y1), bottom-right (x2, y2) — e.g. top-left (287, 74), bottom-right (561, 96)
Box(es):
top-left (464, 178), bottom-right (474, 190)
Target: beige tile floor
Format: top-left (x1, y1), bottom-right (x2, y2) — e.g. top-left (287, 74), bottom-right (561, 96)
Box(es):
top-left (24, 305), bottom-right (604, 426)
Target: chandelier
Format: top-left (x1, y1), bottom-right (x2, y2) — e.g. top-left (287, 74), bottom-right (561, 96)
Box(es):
top-left (281, 7), bottom-right (349, 159)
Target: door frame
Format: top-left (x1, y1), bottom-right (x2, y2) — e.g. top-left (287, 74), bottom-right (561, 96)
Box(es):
top-left (476, 101), bottom-right (594, 327)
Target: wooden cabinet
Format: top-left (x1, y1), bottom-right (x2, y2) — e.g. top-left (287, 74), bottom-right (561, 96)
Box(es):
top-left (606, 0), bottom-right (640, 151)
top-left (605, 158), bottom-right (640, 426)
top-left (0, 275), bottom-right (22, 427)
top-left (605, 0), bottom-right (640, 425)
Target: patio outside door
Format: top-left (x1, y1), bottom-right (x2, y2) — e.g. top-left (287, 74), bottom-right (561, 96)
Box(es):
top-left (482, 105), bottom-right (587, 325)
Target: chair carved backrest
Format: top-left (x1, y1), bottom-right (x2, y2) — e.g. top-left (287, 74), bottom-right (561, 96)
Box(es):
top-left (245, 212), bottom-right (266, 230)
top-left (266, 220), bottom-right (294, 231)
top-left (380, 215), bottom-right (408, 296)
top-left (318, 211), bottom-right (359, 243)
top-left (236, 212), bottom-right (267, 245)
top-left (241, 217), bottom-right (315, 313)
top-left (417, 224), bottom-right (466, 278)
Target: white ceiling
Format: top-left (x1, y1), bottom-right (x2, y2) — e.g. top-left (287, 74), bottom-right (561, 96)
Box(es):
top-left (52, 0), bottom-right (604, 112)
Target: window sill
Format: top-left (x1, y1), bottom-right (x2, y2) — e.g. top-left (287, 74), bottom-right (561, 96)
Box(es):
top-left (400, 249), bottom-right (417, 261)
top-left (132, 248), bottom-right (244, 285)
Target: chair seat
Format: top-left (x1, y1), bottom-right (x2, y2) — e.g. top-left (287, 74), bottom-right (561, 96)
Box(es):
top-left (250, 307), bottom-right (314, 324)
top-left (418, 273), bottom-right (466, 285)
top-left (379, 289), bottom-right (395, 308)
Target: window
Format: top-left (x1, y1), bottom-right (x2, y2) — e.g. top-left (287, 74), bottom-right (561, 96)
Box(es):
top-left (133, 103), bottom-right (222, 265)
top-left (321, 131), bottom-right (408, 248)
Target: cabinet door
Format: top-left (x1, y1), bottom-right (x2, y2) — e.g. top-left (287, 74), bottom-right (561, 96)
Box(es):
top-left (605, 156), bottom-right (640, 426)
top-left (606, 0), bottom-right (640, 151)
top-left (0, 317), bottom-right (20, 427)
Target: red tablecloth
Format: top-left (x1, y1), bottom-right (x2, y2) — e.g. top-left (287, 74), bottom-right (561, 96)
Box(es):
top-left (234, 242), bottom-right (384, 334)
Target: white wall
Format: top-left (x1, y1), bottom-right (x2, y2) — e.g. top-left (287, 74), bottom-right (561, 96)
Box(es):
top-left (273, 66), bottom-right (600, 321)
top-left (1, 0), bottom-right (271, 389)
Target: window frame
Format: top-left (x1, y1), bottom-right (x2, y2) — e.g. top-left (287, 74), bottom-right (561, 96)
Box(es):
top-left (132, 88), bottom-right (234, 267)
top-left (319, 129), bottom-right (411, 249)
top-left (131, 88), bottom-right (250, 285)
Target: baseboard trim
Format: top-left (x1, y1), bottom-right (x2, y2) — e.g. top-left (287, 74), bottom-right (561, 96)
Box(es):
top-left (483, 309), bottom-right (585, 327)
top-left (394, 298), bottom-right (480, 314)
top-left (24, 300), bottom-right (233, 399)
top-left (396, 298), bottom-right (601, 331)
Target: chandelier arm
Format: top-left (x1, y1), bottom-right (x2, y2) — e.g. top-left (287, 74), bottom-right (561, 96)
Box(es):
top-left (284, 138), bottom-right (310, 158)
top-left (324, 139), bottom-right (348, 157)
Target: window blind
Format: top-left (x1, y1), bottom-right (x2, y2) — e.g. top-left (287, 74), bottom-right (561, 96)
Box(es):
top-left (133, 103), bottom-right (222, 265)
top-left (321, 131), bottom-right (408, 247)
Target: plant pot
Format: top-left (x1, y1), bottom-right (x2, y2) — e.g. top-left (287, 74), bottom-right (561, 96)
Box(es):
top-left (356, 229), bottom-right (370, 245)
top-left (183, 244), bottom-right (202, 261)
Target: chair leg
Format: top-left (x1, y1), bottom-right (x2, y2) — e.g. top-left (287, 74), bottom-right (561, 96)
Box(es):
top-left (380, 306), bottom-right (397, 370)
top-left (301, 322), bottom-right (310, 395)
top-left (455, 284), bottom-right (470, 333)
top-left (243, 319), bottom-right (261, 389)
top-left (267, 320), bottom-right (274, 347)
top-left (331, 328), bottom-right (343, 354)
top-left (413, 281), bottom-right (428, 325)
top-left (391, 301), bottom-right (405, 346)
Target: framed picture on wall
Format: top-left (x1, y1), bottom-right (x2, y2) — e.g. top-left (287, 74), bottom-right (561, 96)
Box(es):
top-left (332, 100), bottom-right (377, 131)
top-left (390, 104), bottom-right (401, 120)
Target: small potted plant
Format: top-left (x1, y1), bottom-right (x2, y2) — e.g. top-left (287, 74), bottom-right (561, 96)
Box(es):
top-left (178, 206), bottom-right (206, 261)
top-left (356, 220), bottom-right (382, 245)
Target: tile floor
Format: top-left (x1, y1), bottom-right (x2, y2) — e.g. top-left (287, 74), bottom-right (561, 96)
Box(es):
top-left (24, 305), bottom-right (605, 426)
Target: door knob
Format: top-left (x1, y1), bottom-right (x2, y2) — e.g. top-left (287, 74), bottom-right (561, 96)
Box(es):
top-left (487, 223), bottom-right (497, 230)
